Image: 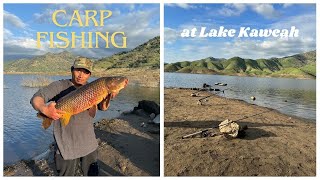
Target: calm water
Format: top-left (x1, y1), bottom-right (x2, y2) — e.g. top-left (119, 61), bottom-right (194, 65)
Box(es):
top-left (165, 72), bottom-right (316, 121)
top-left (3, 74), bottom-right (159, 165)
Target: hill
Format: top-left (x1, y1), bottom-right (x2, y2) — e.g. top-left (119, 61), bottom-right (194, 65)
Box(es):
top-left (4, 36), bottom-right (160, 73)
top-left (94, 36), bottom-right (160, 71)
top-left (164, 50), bottom-right (316, 79)
top-left (4, 51), bottom-right (75, 73)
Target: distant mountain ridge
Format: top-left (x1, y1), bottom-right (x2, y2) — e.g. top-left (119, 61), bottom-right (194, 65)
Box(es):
top-left (164, 50), bottom-right (316, 79)
top-left (4, 36), bottom-right (160, 73)
top-left (4, 51), bottom-right (76, 73)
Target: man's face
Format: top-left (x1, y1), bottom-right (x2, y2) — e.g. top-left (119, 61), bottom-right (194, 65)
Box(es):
top-left (71, 68), bottom-right (91, 86)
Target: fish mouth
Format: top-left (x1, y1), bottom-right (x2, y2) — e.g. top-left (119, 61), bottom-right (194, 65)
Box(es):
top-left (116, 78), bottom-right (128, 91)
top-left (114, 78), bottom-right (129, 91)
top-left (107, 77), bottom-right (129, 92)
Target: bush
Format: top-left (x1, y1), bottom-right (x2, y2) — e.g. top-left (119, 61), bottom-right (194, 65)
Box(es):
top-left (21, 76), bottom-right (53, 88)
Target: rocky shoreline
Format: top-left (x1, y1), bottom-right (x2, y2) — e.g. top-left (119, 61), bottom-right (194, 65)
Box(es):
top-left (164, 88), bottom-right (316, 176)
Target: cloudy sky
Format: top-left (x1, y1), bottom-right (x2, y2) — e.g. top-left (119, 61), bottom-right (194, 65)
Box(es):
top-left (164, 3), bottom-right (316, 63)
top-left (3, 3), bottom-right (159, 61)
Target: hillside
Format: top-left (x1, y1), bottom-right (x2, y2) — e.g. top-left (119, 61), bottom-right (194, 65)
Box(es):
top-left (4, 36), bottom-right (160, 73)
top-left (4, 51), bottom-right (76, 73)
top-left (94, 36), bottom-right (160, 71)
top-left (164, 50), bottom-right (316, 79)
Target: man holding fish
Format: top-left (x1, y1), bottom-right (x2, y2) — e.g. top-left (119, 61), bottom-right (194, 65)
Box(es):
top-left (30, 57), bottom-right (128, 176)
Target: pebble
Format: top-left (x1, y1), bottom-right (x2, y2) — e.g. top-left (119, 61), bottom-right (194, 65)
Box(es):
top-left (140, 122), bottom-right (147, 128)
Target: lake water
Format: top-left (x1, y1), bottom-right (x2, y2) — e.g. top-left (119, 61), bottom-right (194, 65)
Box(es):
top-left (3, 74), bottom-right (159, 165)
top-left (165, 72), bottom-right (316, 121)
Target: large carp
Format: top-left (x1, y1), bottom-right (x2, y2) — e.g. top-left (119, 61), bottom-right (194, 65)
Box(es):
top-left (38, 76), bottom-right (128, 129)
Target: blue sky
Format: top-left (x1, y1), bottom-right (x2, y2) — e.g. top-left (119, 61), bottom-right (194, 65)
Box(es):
top-left (164, 3), bottom-right (316, 63)
top-left (3, 3), bottom-right (159, 60)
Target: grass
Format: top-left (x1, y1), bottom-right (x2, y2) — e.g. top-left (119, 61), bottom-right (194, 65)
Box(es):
top-left (21, 76), bottom-right (53, 88)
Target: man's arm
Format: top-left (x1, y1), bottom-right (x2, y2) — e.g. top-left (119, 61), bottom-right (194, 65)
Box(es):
top-left (32, 96), bottom-right (65, 120)
top-left (30, 80), bottom-right (67, 120)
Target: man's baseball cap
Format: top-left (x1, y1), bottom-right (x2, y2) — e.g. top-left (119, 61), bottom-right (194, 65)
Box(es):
top-left (72, 57), bottom-right (93, 73)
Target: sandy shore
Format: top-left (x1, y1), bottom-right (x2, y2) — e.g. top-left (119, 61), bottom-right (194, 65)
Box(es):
top-left (164, 88), bottom-right (316, 176)
top-left (3, 113), bottom-right (160, 176)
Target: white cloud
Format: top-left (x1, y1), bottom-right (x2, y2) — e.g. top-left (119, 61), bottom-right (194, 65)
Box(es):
top-left (95, 8), bottom-right (159, 49)
top-left (283, 4), bottom-right (293, 8)
top-left (228, 37), bottom-right (314, 59)
top-left (271, 13), bottom-right (316, 38)
top-left (4, 37), bottom-right (49, 57)
top-left (218, 4), bottom-right (281, 19)
top-left (3, 28), bottom-right (13, 39)
top-left (249, 4), bottom-right (281, 19)
top-left (165, 3), bottom-right (197, 9)
top-left (164, 27), bottom-right (179, 44)
top-left (128, 4), bottom-right (135, 11)
top-left (33, 4), bottom-right (110, 26)
top-left (218, 4), bottom-right (247, 16)
top-left (4, 10), bottom-right (27, 28)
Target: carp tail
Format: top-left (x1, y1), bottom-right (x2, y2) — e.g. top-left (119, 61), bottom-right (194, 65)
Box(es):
top-left (59, 113), bottom-right (72, 127)
top-left (37, 112), bottom-right (73, 129)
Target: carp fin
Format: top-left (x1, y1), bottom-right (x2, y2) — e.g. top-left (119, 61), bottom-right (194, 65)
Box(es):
top-left (60, 113), bottom-right (72, 127)
top-left (37, 113), bottom-right (53, 130)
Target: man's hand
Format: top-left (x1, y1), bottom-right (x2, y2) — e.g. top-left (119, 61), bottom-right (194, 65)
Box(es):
top-left (40, 102), bottom-right (66, 120)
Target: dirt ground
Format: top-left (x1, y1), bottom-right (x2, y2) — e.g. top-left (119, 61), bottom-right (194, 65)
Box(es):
top-left (164, 88), bottom-right (316, 176)
top-left (3, 113), bottom-right (160, 176)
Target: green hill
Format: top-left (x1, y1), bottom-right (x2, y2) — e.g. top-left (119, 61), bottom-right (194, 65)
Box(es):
top-left (4, 36), bottom-right (160, 73)
top-left (4, 51), bottom-right (75, 73)
top-left (164, 50), bottom-right (316, 79)
top-left (94, 36), bottom-right (160, 71)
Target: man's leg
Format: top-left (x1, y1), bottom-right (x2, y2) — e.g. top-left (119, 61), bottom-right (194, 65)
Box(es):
top-left (81, 149), bottom-right (98, 176)
top-left (55, 152), bottom-right (78, 176)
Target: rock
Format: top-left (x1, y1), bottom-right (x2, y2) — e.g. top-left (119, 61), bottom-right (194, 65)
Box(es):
top-left (150, 113), bottom-right (156, 119)
top-left (190, 93), bottom-right (197, 97)
top-left (133, 108), bottom-right (150, 117)
top-left (140, 122), bottom-right (147, 128)
top-left (137, 100), bottom-right (160, 115)
top-left (153, 114), bottom-right (160, 124)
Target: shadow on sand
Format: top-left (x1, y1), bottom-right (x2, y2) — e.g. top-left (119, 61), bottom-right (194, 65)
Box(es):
top-left (165, 120), bottom-right (294, 140)
top-left (95, 128), bottom-right (160, 176)
top-left (98, 160), bottom-right (124, 176)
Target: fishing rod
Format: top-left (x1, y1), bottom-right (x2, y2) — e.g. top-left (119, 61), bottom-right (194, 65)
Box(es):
top-left (182, 101), bottom-right (296, 139)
